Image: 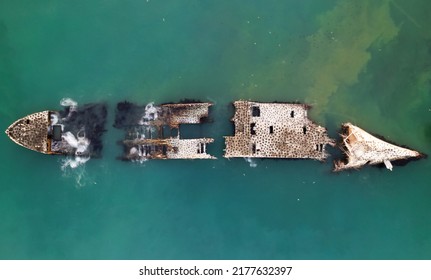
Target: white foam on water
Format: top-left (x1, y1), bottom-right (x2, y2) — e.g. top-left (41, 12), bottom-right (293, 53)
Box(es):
top-left (61, 156), bottom-right (90, 169)
top-left (129, 145), bottom-right (148, 164)
top-left (136, 157), bottom-right (148, 164)
top-left (60, 97), bottom-right (78, 109)
top-left (62, 129), bottom-right (91, 156)
top-left (129, 147), bottom-right (139, 156)
top-left (61, 131), bottom-right (90, 171)
top-left (138, 102), bottom-right (160, 124)
top-left (60, 156), bottom-right (91, 187)
top-left (60, 97), bottom-right (78, 121)
top-left (62, 131), bottom-right (79, 148)
top-left (244, 157), bottom-right (258, 168)
top-left (57, 98), bottom-right (94, 187)
top-left (75, 129), bottom-right (90, 156)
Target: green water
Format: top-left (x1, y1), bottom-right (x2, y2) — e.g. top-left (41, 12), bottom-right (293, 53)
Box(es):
top-left (1, 0), bottom-right (431, 259)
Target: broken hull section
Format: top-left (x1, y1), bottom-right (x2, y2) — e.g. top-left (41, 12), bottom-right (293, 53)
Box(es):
top-left (5, 103), bottom-right (107, 157)
top-left (333, 123), bottom-right (424, 171)
top-left (224, 101), bottom-right (335, 161)
top-left (115, 101), bottom-right (216, 160)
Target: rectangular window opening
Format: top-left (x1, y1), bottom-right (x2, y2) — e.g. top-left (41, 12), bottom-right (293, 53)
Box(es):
top-left (250, 123), bottom-right (256, 135)
top-left (252, 106), bottom-right (261, 117)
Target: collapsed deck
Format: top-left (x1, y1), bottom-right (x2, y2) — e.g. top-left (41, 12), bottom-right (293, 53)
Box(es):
top-left (224, 101), bottom-right (335, 160)
top-left (5, 103), bottom-right (107, 157)
top-left (334, 123), bottom-right (424, 171)
top-left (115, 101), bottom-right (215, 160)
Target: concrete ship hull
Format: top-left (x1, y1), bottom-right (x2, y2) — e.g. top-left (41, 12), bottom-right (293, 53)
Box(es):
top-left (5, 100), bottom-right (425, 171)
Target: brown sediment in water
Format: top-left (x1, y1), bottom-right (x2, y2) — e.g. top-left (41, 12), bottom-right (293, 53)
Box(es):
top-left (301, 0), bottom-right (399, 122)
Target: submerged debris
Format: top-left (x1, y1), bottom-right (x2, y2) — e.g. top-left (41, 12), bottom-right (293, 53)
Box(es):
top-left (224, 101), bottom-right (335, 160)
top-left (5, 101), bottom-right (107, 157)
top-left (115, 101), bottom-right (216, 160)
top-left (333, 123), bottom-right (424, 171)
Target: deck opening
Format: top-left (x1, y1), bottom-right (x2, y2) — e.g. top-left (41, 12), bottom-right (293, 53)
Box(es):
top-left (252, 106), bottom-right (260, 117)
top-left (52, 125), bottom-right (62, 141)
top-left (171, 127), bottom-right (179, 137)
top-left (250, 123), bottom-right (256, 135)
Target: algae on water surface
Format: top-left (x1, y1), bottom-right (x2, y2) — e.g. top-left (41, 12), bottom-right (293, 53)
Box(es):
top-left (301, 0), bottom-right (398, 122)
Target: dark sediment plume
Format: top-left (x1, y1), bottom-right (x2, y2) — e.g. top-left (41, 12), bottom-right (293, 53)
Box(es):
top-left (60, 103), bottom-right (108, 157)
top-left (114, 101), bottom-right (148, 128)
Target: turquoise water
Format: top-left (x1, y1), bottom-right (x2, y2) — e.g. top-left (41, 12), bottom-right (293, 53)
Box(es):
top-left (1, 0), bottom-right (431, 259)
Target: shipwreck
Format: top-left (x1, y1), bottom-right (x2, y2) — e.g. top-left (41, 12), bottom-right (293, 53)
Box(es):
top-left (114, 101), bottom-right (216, 160)
top-left (5, 98), bottom-right (425, 171)
top-left (224, 101), bottom-right (335, 160)
top-left (334, 123), bottom-right (424, 171)
top-left (5, 99), bottom-right (107, 157)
